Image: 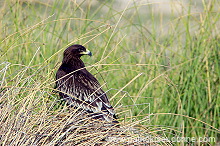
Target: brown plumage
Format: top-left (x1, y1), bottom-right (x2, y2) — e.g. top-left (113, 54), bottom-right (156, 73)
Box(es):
top-left (55, 44), bottom-right (118, 123)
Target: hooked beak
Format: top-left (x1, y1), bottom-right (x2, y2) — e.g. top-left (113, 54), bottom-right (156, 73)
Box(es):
top-left (80, 49), bottom-right (92, 56)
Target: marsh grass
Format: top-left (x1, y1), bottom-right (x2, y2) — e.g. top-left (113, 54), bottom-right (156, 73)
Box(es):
top-left (0, 0), bottom-right (219, 145)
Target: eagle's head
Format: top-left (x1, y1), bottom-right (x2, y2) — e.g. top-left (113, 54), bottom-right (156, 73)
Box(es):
top-left (64, 44), bottom-right (92, 58)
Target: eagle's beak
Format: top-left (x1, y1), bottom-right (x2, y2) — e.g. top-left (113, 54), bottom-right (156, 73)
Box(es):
top-left (80, 49), bottom-right (92, 56)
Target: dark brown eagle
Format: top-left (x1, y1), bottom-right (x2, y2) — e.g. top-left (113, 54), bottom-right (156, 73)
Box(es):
top-left (56, 44), bottom-right (118, 123)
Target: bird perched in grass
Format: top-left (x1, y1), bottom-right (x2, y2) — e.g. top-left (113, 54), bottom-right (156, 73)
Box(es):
top-left (55, 44), bottom-right (118, 123)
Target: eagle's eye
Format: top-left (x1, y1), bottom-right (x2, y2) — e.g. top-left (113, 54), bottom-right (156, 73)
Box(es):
top-left (78, 48), bottom-right (84, 52)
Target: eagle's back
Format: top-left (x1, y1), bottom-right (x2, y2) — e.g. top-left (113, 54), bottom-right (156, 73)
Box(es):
top-left (56, 64), bottom-right (117, 122)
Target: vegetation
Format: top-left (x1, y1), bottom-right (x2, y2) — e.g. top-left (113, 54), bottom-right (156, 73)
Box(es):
top-left (0, 0), bottom-right (219, 145)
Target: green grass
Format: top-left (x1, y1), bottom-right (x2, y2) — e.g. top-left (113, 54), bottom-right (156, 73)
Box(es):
top-left (0, 0), bottom-right (219, 145)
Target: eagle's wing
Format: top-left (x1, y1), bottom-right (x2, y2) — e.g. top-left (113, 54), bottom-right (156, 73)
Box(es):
top-left (56, 69), bottom-right (116, 121)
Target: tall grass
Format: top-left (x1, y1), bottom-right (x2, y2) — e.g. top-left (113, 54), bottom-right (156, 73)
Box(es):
top-left (0, 0), bottom-right (219, 145)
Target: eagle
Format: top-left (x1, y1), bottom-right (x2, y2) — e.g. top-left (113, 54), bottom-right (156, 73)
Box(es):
top-left (55, 44), bottom-right (118, 123)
